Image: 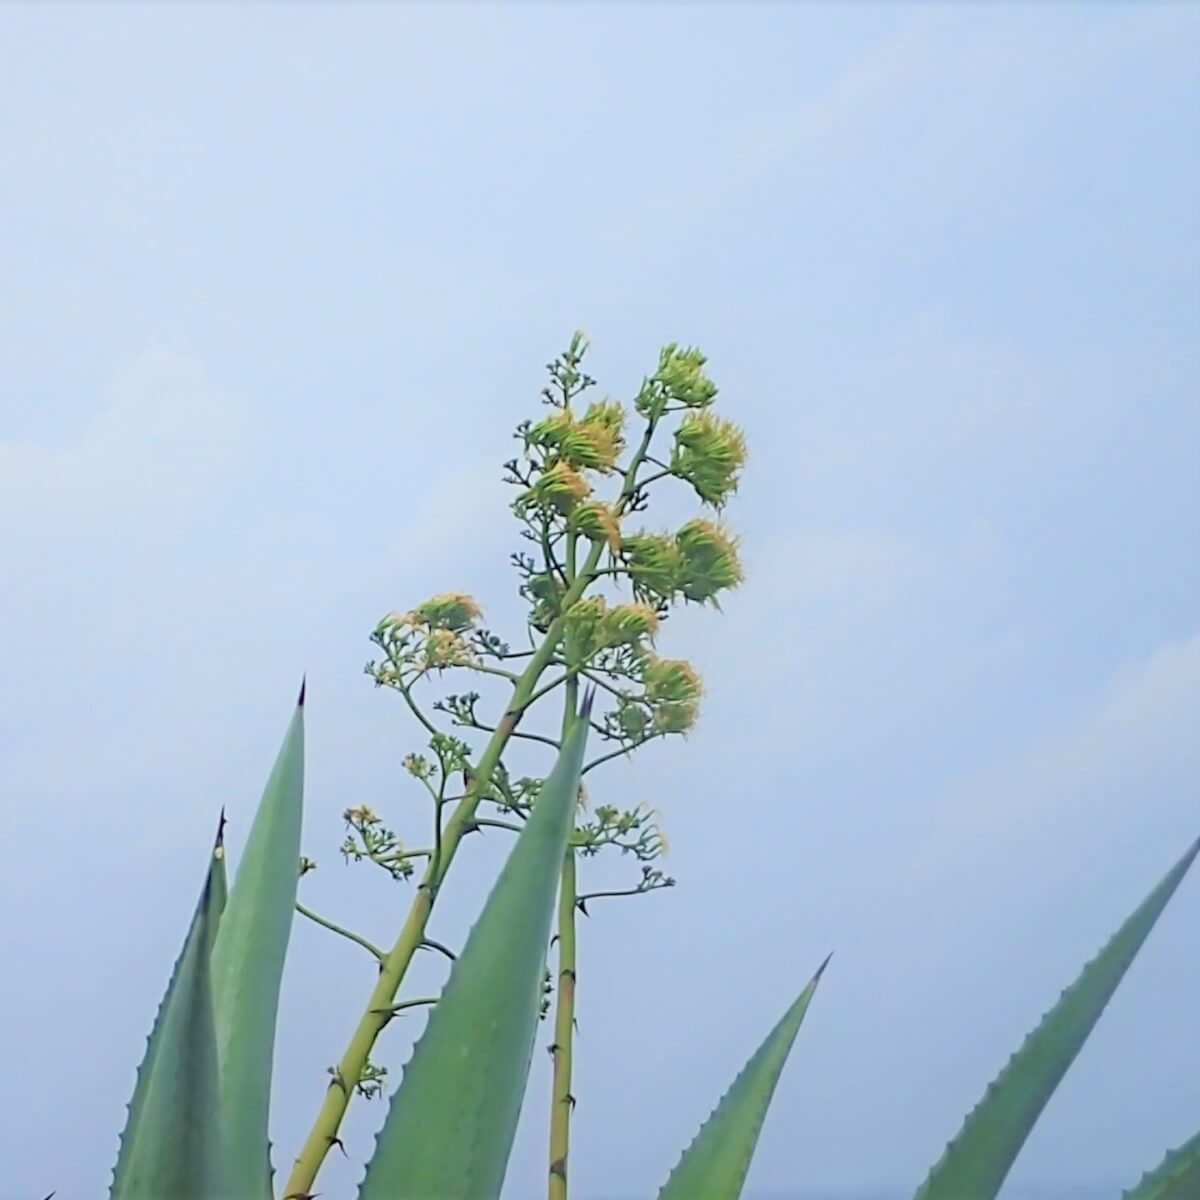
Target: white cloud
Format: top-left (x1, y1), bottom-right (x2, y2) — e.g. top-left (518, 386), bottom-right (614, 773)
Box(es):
top-left (921, 632), bottom-right (1200, 866)
top-left (0, 348), bottom-right (245, 534)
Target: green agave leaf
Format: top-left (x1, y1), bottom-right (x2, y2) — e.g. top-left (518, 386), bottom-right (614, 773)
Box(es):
top-left (656, 954), bottom-right (831, 1200)
top-left (210, 684), bottom-right (306, 1200)
top-left (358, 692), bottom-right (595, 1200)
top-left (915, 834), bottom-right (1200, 1200)
top-left (1122, 1131), bottom-right (1200, 1200)
top-left (109, 817), bottom-right (228, 1199)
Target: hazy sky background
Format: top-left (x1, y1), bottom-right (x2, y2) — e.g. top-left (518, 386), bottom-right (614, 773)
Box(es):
top-left (2, 4), bottom-right (1198, 1198)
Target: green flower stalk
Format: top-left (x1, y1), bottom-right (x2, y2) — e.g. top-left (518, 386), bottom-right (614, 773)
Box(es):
top-left (548, 845), bottom-right (580, 1200)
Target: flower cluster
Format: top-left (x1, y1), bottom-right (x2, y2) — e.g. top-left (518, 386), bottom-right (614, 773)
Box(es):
top-left (561, 596), bottom-right (660, 662)
top-left (635, 343), bottom-right (719, 418)
top-left (620, 520), bottom-right (742, 608)
top-left (523, 400), bottom-right (626, 474)
top-left (340, 804), bottom-right (419, 882)
top-left (604, 655), bottom-right (704, 740)
top-left (671, 410), bottom-right (747, 507)
top-left (367, 593), bottom-right (486, 682)
top-left (574, 802), bottom-right (670, 863)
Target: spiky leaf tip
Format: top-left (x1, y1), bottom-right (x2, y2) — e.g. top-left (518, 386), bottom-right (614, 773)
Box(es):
top-left (657, 954), bottom-right (831, 1200)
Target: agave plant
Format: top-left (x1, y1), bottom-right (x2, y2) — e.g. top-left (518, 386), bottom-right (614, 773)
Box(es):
top-left (95, 677), bottom-right (1197, 1200)
top-left (75, 337), bottom-right (1198, 1200)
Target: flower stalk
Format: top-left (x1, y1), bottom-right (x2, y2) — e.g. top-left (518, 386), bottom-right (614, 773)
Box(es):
top-left (283, 356), bottom-right (666, 1199)
top-left (547, 848), bottom-right (578, 1200)
top-left (548, 528), bottom-right (584, 1200)
top-left (282, 621), bottom-right (572, 1197)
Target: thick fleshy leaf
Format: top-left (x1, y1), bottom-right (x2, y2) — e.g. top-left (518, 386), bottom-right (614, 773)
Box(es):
top-left (210, 686), bottom-right (306, 1200)
top-left (657, 955), bottom-right (830, 1200)
top-left (914, 834), bottom-right (1200, 1200)
top-left (1122, 1131), bottom-right (1200, 1200)
top-left (109, 822), bottom-right (228, 1199)
top-left (358, 693), bottom-right (594, 1200)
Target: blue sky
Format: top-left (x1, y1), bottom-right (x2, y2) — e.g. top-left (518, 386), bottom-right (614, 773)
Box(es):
top-left (2, 4), bottom-right (1198, 1198)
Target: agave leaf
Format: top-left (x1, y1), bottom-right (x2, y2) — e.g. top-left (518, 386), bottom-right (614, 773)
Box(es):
top-left (109, 818), bottom-right (228, 1199)
top-left (210, 684), bottom-right (306, 1200)
top-left (1121, 1130), bottom-right (1200, 1200)
top-left (656, 954), bottom-right (831, 1200)
top-left (915, 834), bottom-right (1200, 1200)
top-left (358, 693), bottom-right (595, 1200)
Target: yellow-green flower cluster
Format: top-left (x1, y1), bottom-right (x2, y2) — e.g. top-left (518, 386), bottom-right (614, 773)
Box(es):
top-left (410, 592), bottom-right (483, 632)
top-left (562, 596), bottom-right (660, 662)
top-left (343, 804), bottom-right (380, 827)
top-left (570, 500), bottom-right (621, 551)
top-left (562, 596), bottom-right (609, 662)
top-left (636, 344), bottom-right (718, 416)
top-left (676, 520), bottom-right (743, 604)
top-left (620, 533), bottom-right (685, 602)
top-left (373, 593), bottom-right (483, 675)
top-left (579, 399), bottom-right (625, 467)
top-left (422, 628), bottom-right (474, 670)
top-left (525, 400), bottom-right (625, 474)
top-left (602, 602), bottom-right (659, 646)
top-left (671, 411), bottom-right (747, 507)
top-left (520, 461), bottom-right (592, 515)
top-left (643, 656), bottom-right (703, 733)
top-left (526, 571), bottom-right (567, 632)
top-left (402, 752), bottom-right (433, 781)
top-left (620, 522), bottom-right (742, 606)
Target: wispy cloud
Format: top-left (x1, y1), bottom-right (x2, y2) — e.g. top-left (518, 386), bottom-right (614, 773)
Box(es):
top-left (0, 348), bottom-right (245, 533)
